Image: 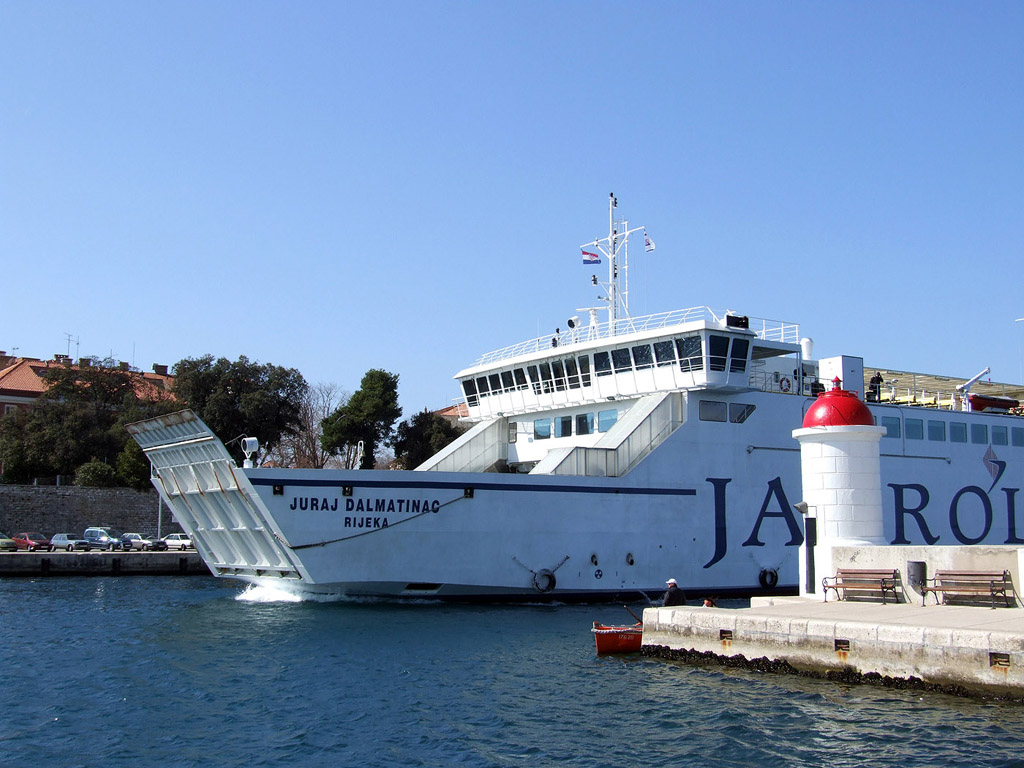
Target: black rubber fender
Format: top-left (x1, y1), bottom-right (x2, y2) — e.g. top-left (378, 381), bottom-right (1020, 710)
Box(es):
top-left (759, 568), bottom-right (779, 590)
top-left (533, 569), bottom-right (556, 593)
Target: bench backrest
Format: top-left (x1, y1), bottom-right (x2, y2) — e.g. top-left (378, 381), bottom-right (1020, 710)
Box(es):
top-left (934, 570), bottom-right (1009, 582)
top-left (835, 569), bottom-right (900, 579)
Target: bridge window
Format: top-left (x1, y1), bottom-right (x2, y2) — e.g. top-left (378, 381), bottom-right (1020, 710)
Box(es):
top-left (993, 426), bottom-right (1008, 446)
top-left (654, 340), bottom-right (676, 367)
top-left (514, 368), bottom-right (528, 390)
top-left (476, 376), bottom-right (490, 397)
top-left (612, 347), bottom-right (632, 373)
top-left (927, 420), bottom-right (946, 442)
top-left (632, 344), bottom-right (654, 370)
top-left (576, 413), bottom-right (594, 435)
top-left (881, 416), bottom-right (901, 438)
top-left (500, 371), bottom-right (514, 392)
top-left (906, 418), bottom-right (924, 440)
top-left (579, 355), bottom-right (592, 386)
top-left (971, 424), bottom-right (988, 444)
top-left (538, 363), bottom-right (553, 393)
top-left (708, 335), bottom-right (729, 372)
top-left (534, 418), bottom-right (551, 440)
top-left (565, 358), bottom-right (580, 389)
top-left (597, 409), bottom-right (618, 432)
top-left (699, 400), bottom-right (727, 422)
top-left (551, 361), bottom-right (567, 391)
top-left (729, 338), bottom-right (750, 373)
top-left (594, 351), bottom-right (612, 377)
top-left (488, 373), bottom-right (501, 394)
top-left (462, 379), bottom-right (479, 406)
top-left (729, 403), bottom-right (756, 423)
top-left (677, 336), bottom-right (703, 372)
top-left (950, 422), bottom-right (967, 443)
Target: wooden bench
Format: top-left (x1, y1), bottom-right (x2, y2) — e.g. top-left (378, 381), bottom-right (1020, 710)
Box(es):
top-left (822, 568), bottom-right (901, 604)
top-left (921, 570), bottom-right (1017, 609)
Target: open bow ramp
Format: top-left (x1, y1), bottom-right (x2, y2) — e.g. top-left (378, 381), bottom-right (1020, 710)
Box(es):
top-left (127, 410), bottom-right (306, 584)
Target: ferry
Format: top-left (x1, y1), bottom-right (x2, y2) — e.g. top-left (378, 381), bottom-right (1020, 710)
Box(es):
top-left (127, 195), bottom-right (1024, 602)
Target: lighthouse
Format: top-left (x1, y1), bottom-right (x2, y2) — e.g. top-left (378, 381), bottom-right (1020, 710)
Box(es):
top-left (792, 377), bottom-right (886, 598)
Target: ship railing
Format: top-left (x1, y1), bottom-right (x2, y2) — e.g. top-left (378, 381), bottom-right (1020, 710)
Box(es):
top-left (416, 418), bottom-right (507, 472)
top-left (474, 307), bottom-right (800, 366)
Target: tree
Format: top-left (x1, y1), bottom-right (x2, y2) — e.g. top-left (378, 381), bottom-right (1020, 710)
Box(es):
top-left (172, 355), bottom-right (308, 465)
top-left (0, 361), bottom-right (176, 484)
top-left (321, 369), bottom-right (401, 469)
top-left (270, 382), bottom-right (348, 469)
top-left (116, 439), bottom-right (153, 490)
top-left (75, 459), bottom-right (118, 487)
top-left (393, 409), bottom-right (467, 469)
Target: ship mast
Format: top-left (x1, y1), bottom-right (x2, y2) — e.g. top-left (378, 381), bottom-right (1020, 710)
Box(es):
top-left (580, 193), bottom-right (646, 330)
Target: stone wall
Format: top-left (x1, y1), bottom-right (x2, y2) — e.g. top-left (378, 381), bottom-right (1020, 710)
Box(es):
top-left (0, 485), bottom-right (184, 538)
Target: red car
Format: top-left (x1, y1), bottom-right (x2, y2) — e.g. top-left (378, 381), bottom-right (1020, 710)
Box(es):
top-left (12, 532), bottom-right (53, 552)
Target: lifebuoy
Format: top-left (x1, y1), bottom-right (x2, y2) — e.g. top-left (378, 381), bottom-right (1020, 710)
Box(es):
top-left (779, 377), bottom-right (791, 393)
top-left (759, 568), bottom-right (779, 590)
top-left (533, 569), bottom-right (556, 593)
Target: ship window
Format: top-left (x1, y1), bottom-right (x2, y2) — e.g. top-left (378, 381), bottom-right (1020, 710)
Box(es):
top-left (881, 416), bottom-right (901, 438)
top-left (906, 418), bottom-right (924, 440)
top-left (555, 415), bottom-right (573, 437)
top-left (565, 358), bottom-right (580, 389)
top-left (729, 403), bottom-right (756, 423)
top-left (699, 400), bottom-right (727, 422)
top-left (551, 360), bottom-right (567, 391)
top-left (950, 422), bottom-right (967, 443)
top-left (598, 409), bottom-right (618, 432)
top-left (971, 424), bottom-right (988, 444)
top-left (527, 366), bottom-right (540, 394)
top-left (489, 373), bottom-right (501, 393)
top-left (708, 335), bottom-right (729, 372)
top-left (508, 422), bottom-right (517, 443)
top-left (612, 347), bottom-right (632, 372)
top-left (534, 418), bottom-right (551, 440)
top-left (927, 420), bottom-right (946, 442)
top-left (729, 338), bottom-right (749, 373)
top-left (1013, 427), bottom-right (1024, 447)
top-left (677, 336), bottom-right (703, 372)
top-left (993, 426), bottom-right (1008, 446)
top-left (462, 379), bottom-right (479, 407)
top-left (539, 363), bottom-right (553, 393)
top-left (500, 371), bottom-right (514, 392)
top-left (476, 376), bottom-right (490, 397)
top-left (594, 351), bottom-right (612, 377)
top-left (576, 413), bottom-right (594, 435)
top-left (632, 344), bottom-right (654, 370)
top-left (579, 355), bottom-right (592, 386)
top-left (654, 340), bottom-right (676, 367)
top-left (514, 368), bottom-right (528, 390)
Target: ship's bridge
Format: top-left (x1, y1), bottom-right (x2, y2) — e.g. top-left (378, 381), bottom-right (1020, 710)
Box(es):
top-left (454, 307), bottom-right (802, 422)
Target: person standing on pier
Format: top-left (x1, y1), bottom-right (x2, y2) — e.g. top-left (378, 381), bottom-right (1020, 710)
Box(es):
top-left (661, 578), bottom-right (686, 606)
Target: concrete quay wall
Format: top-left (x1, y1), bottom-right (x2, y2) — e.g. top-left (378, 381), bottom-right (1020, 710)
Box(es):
top-left (0, 550), bottom-right (209, 576)
top-left (642, 603), bottom-right (1024, 699)
top-left (0, 485), bottom-right (179, 537)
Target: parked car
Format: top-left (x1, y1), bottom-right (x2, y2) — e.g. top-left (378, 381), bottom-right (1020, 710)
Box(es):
top-left (12, 532), bottom-right (53, 552)
top-left (146, 536), bottom-right (169, 551)
top-left (0, 533), bottom-right (18, 552)
top-left (162, 533), bottom-right (193, 550)
top-left (50, 533), bottom-right (93, 552)
top-left (120, 532), bottom-right (151, 551)
top-left (83, 527), bottom-right (123, 551)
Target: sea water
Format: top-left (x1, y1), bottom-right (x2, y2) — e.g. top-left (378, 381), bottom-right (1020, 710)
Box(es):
top-left (1, 576), bottom-right (1022, 768)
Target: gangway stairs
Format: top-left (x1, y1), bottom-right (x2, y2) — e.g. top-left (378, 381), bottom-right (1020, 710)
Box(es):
top-left (127, 410), bottom-right (307, 583)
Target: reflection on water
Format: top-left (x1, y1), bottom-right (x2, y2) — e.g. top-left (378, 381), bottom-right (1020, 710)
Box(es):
top-left (1, 576), bottom-right (1023, 768)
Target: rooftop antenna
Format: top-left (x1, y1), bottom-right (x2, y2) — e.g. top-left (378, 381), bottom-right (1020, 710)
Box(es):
top-left (64, 333), bottom-right (79, 360)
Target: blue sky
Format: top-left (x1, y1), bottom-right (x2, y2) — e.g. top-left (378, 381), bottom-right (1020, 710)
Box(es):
top-left (2, 2), bottom-right (1022, 417)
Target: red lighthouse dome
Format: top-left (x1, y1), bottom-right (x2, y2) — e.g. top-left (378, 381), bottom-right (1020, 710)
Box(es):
top-left (802, 379), bottom-right (874, 428)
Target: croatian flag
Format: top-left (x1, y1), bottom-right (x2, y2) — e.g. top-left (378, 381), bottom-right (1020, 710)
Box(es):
top-left (644, 233), bottom-right (656, 253)
top-left (582, 250), bottom-right (601, 264)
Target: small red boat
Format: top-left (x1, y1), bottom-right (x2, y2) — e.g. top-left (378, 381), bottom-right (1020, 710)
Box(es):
top-left (591, 621), bottom-right (643, 654)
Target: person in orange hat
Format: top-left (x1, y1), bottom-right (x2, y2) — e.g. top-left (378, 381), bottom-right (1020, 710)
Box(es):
top-left (661, 578), bottom-right (686, 606)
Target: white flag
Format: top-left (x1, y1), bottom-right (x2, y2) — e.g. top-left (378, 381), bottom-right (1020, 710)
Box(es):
top-left (644, 232), bottom-right (656, 253)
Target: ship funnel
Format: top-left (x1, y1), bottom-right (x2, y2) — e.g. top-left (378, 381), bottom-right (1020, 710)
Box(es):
top-left (800, 338), bottom-right (814, 361)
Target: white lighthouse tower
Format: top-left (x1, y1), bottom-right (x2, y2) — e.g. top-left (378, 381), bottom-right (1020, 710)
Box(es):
top-left (792, 378), bottom-right (886, 598)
